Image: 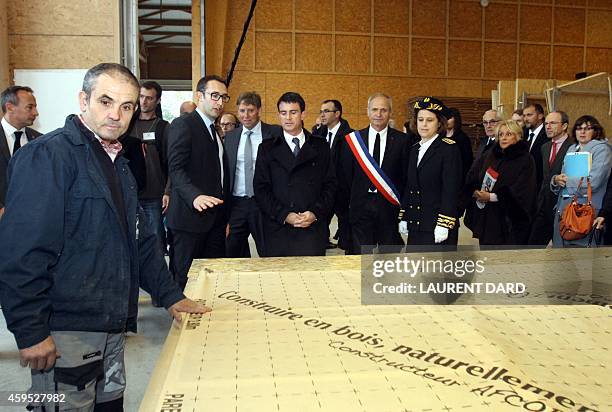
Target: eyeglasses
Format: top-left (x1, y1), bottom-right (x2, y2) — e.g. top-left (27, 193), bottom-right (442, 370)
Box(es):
top-left (205, 91), bottom-right (230, 103)
top-left (319, 109), bottom-right (338, 114)
top-left (482, 120), bottom-right (499, 126)
top-left (220, 122), bottom-right (237, 128)
top-left (575, 126), bottom-right (594, 132)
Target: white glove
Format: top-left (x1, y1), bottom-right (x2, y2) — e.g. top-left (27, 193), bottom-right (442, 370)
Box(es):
top-left (398, 221), bottom-right (408, 235)
top-left (434, 225), bottom-right (449, 244)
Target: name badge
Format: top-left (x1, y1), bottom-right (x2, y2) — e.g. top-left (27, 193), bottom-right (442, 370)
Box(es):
top-left (143, 132), bottom-right (156, 141)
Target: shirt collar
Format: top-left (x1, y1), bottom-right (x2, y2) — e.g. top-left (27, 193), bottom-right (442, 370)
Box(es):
top-left (196, 107), bottom-right (215, 130)
top-left (1, 117), bottom-right (23, 137)
top-left (283, 128), bottom-right (305, 141)
top-left (419, 134), bottom-right (439, 149)
top-left (531, 123), bottom-right (544, 137)
top-left (328, 121), bottom-right (341, 136)
top-left (369, 125), bottom-right (388, 139)
top-left (244, 120), bottom-right (262, 135)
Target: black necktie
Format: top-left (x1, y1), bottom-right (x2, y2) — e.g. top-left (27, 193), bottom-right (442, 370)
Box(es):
top-left (328, 131), bottom-right (333, 147)
top-left (13, 131), bottom-right (23, 155)
top-left (292, 137), bottom-right (300, 157)
top-left (529, 131), bottom-right (534, 143)
top-left (370, 133), bottom-right (381, 191)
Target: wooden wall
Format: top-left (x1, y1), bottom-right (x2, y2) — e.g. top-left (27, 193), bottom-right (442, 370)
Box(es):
top-left (4, 0), bottom-right (120, 79)
top-left (218, 0), bottom-right (612, 129)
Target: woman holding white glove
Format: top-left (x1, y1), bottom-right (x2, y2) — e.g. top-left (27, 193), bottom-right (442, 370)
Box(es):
top-left (399, 97), bottom-right (462, 247)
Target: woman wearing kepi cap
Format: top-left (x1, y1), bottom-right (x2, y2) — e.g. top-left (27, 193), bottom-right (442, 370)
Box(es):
top-left (399, 97), bottom-right (462, 248)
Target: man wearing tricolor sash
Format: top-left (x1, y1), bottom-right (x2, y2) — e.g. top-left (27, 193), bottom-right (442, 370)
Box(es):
top-left (342, 93), bottom-right (412, 254)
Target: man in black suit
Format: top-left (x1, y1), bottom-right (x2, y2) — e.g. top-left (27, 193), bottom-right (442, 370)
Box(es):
top-left (254, 92), bottom-right (336, 257)
top-left (225, 91), bottom-right (280, 257)
top-left (166, 75), bottom-right (230, 289)
top-left (474, 109), bottom-right (500, 160)
top-left (528, 111), bottom-right (574, 246)
top-left (343, 93), bottom-right (410, 254)
top-left (523, 103), bottom-right (547, 192)
top-left (316, 99), bottom-right (353, 251)
top-left (0, 86), bottom-right (41, 218)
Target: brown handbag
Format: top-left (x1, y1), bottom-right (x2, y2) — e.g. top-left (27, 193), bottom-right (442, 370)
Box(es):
top-left (559, 177), bottom-right (594, 241)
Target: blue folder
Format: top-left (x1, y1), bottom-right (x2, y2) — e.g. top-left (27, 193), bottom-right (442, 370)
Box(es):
top-left (564, 152), bottom-right (591, 177)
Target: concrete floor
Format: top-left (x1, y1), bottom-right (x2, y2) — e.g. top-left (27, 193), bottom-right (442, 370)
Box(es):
top-left (0, 218), bottom-right (478, 410)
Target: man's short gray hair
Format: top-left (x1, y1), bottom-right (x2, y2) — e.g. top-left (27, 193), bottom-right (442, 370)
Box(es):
top-left (367, 93), bottom-right (393, 113)
top-left (82, 63), bottom-right (139, 99)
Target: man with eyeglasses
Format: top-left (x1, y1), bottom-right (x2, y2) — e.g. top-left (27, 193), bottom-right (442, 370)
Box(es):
top-left (475, 109), bottom-right (500, 160)
top-left (218, 112), bottom-right (239, 139)
top-left (317, 99), bottom-right (353, 251)
top-left (166, 75), bottom-right (230, 290)
top-left (522, 103), bottom-right (547, 192)
top-left (528, 111), bottom-right (574, 246)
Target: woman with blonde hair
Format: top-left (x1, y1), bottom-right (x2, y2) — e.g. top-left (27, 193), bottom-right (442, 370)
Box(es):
top-left (463, 120), bottom-right (537, 246)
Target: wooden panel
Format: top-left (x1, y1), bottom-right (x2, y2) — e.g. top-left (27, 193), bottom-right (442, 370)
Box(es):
top-left (255, 0), bottom-right (292, 30)
top-left (223, 29), bottom-right (254, 72)
top-left (373, 37), bottom-right (410, 75)
top-left (588, 0), bottom-right (612, 7)
top-left (357, 76), bottom-right (402, 105)
top-left (264, 73), bottom-right (297, 114)
top-left (226, 0), bottom-right (252, 30)
top-left (555, 0), bottom-right (585, 5)
top-left (484, 42), bottom-right (517, 79)
top-left (1, 0), bottom-right (9, 90)
top-left (518, 44), bottom-right (551, 79)
top-left (373, 0), bottom-right (410, 35)
top-left (398, 77), bottom-right (447, 101)
top-left (520, 6), bottom-right (552, 43)
top-left (335, 0), bottom-right (370, 33)
top-left (295, 0), bottom-right (333, 31)
top-left (255, 32), bottom-right (292, 70)
top-left (412, 0), bottom-right (447, 37)
top-left (446, 79), bottom-right (483, 97)
top-left (205, 0), bottom-right (228, 79)
top-left (554, 7), bottom-right (585, 45)
top-left (9, 35), bottom-right (115, 69)
top-left (484, 3), bottom-right (518, 41)
top-left (552, 46), bottom-right (584, 81)
top-left (227, 70), bottom-right (267, 109)
top-left (448, 40), bottom-right (481, 77)
top-left (301, 74), bottom-right (360, 115)
top-left (482, 80), bottom-right (499, 99)
top-left (498, 80), bottom-right (516, 114)
top-left (449, 0), bottom-right (482, 39)
top-left (7, 0), bottom-right (114, 36)
top-left (585, 47), bottom-right (612, 73)
top-left (411, 38), bottom-right (446, 76)
top-left (296, 34), bottom-right (332, 72)
top-left (335, 35), bottom-right (370, 73)
top-left (586, 9), bottom-right (612, 47)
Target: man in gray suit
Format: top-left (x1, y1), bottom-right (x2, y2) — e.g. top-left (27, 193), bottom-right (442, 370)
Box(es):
top-left (225, 91), bottom-right (280, 257)
top-left (0, 86), bottom-right (41, 218)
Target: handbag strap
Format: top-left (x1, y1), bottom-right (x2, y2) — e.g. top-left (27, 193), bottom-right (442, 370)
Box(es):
top-left (573, 177), bottom-right (592, 204)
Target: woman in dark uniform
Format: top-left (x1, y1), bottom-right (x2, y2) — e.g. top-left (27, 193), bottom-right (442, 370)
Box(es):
top-left (399, 97), bottom-right (462, 247)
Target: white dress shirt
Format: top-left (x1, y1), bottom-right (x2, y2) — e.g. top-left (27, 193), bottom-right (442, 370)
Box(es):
top-left (368, 125), bottom-right (388, 166)
top-left (327, 121), bottom-right (341, 147)
top-left (196, 108), bottom-right (225, 188)
top-left (233, 122), bottom-right (263, 197)
top-left (284, 129), bottom-right (305, 152)
top-left (417, 134), bottom-right (438, 166)
top-left (1, 117), bottom-right (28, 156)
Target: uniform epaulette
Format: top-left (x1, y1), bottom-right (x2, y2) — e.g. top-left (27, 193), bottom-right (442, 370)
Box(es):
top-left (442, 138), bottom-right (455, 145)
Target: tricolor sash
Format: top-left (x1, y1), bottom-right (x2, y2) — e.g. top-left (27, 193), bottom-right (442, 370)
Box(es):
top-left (345, 131), bottom-right (401, 206)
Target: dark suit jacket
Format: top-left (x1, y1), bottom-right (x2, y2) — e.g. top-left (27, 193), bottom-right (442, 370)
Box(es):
top-left (343, 127), bottom-right (411, 224)
top-left (224, 121), bottom-right (280, 195)
top-left (316, 118), bottom-right (353, 214)
top-left (166, 111), bottom-right (229, 233)
top-left (402, 137), bottom-right (463, 233)
top-left (254, 131), bottom-right (337, 256)
top-left (525, 126), bottom-right (547, 192)
top-left (475, 136), bottom-right (495, 160)
top-left (0, 125), bottom-right (41, 208)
